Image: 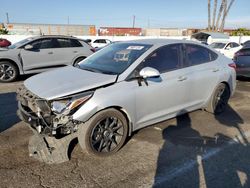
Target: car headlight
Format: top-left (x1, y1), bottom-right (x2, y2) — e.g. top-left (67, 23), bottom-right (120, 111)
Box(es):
top-left (51, 91), bottom-right (93, 115)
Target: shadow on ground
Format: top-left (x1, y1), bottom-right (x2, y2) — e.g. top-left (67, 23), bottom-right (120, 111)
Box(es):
top-left (0, 92), bottom-right (20, 132)
top-left (154, 106), bottom-right (250, 188)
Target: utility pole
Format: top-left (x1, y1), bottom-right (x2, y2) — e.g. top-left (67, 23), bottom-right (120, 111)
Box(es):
top-left (67, 16), bottom-right (69, 35)
top-left (147, 18), bottom-right (150, 28)
top-left (132, 15), bottom-right (135, 28)
top-left (6, 12), bottom-right (9, 24)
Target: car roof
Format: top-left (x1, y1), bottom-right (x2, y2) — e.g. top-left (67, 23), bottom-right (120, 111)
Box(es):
top-left (119, 38), bottom-right (205, 46)
top-left (30, 35), bottom-right (79, 40)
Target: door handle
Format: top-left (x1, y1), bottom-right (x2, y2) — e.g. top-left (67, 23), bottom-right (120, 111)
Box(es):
top-left (178, 76), bottom-right (187, 81)
top-left (73, 51), bottom-right (78, 53)
top-left (212, 68), bottom-right (219, 72)
top-left (48, 52), bottom-right (53, 54)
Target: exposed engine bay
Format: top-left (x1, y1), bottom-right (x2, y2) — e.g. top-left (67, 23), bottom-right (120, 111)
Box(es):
top-left (17, 85), bottom-right (81, 137)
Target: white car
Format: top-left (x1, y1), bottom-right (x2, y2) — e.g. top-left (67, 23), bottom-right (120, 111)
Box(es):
top-left (209, 42), bottom-right (242, 59)
top-left (91, 39), bottom-right (112, 48)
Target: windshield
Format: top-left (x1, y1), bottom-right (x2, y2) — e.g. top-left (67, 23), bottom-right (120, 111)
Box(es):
top-left (8, 38), bottom-right (33, 49)
top-left (78, 43), bottom-right (152, 75)
top-left (209, 43), bottom-right (226, 49)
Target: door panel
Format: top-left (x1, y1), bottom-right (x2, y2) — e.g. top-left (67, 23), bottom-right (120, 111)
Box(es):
top-left (21, 38), bottom-right (56, 71)
top-left (133, 44), bottom-right (191, 128)
top-left (184, 44), bottom-right (220, 107)
top-left (135, 69), bottom-right (190, 128)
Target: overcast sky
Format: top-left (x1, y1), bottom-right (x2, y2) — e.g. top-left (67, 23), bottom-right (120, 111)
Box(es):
top-left (0, 0), bottom-right (249, 29)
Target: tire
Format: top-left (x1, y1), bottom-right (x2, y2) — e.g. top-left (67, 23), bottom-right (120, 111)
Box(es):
top-left (206, 83), bottom-right (230, 115)
top-left (0, 61), bottom-right (18, 82)
top-left (73, 57), bottom-right (86, 67)
top-left (78, 108), bottom-right (128, 156)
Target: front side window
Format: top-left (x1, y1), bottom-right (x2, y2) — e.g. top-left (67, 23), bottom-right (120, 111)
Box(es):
top-left (209, 42), bottom-right (226, 49)
top-left (29, 38), bottom-right (54, 49)
top-left (185, 44), bottom-right (218, 66)
top-left (78, 43), bottom-right (152, 75)
top-left (232, 42), bottom-right (240, 48)
top-left (142, 44), bottom-right (182, 73)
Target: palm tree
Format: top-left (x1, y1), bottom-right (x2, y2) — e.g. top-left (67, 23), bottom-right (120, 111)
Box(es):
top-left (208, 0), bottom-right (211, 31)
top-left (215, 0), bottom-right (226, 31)
top-left (220, 0), bottom-right (236, 31)
top-left (212, 0), bottom-right (218, 31)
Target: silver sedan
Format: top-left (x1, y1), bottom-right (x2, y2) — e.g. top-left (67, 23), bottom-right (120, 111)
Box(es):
top-left (17, 39), bottom-right (236, 161)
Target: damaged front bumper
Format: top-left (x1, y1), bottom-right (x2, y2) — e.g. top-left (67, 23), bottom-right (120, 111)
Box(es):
top-left (17, 85), bottom-right (78, 136)
top-left (16, 85), bottom-right (79, 164)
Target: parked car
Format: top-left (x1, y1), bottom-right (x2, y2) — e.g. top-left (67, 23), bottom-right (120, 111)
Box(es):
top-left (0, 35), bottom-right (94, 82)
top-left (209, 42), bottom-right (242, 59)
top-left (242, 40), bottom-right (250, 47)
top-left (91, 39), bottom-right (112, 48)
top-left (234, 45), bottom-right (250, 78)
top-left (0, 38), bottom-right (11, 47)
top-left (17, 39), bottom-right (236, 160)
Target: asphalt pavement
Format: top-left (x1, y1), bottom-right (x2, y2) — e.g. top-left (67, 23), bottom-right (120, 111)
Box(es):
top-left (0, 76), bottom-right (250, 188)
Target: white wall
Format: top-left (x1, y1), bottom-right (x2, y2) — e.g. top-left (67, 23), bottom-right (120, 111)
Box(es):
top-left (1, 34), bottom-right (250, 44)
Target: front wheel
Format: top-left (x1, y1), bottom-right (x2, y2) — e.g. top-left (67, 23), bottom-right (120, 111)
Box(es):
top-left (206, 83), bottom-right (230, 114)
top-left (78, 108), bottom-right (128, 156)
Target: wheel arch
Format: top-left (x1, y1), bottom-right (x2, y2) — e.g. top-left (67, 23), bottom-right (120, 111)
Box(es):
top-left (220, 81), bottom-right (231, 96)
top-left (81, 105), bottom-right (133, 137)
top-left (0, 58), bottom-right (22, 74)
top-left (72, 56), bottom-right (86, 65)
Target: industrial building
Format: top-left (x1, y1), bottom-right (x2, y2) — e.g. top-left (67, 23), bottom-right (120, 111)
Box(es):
top-left (99, 27), bottom-right (142, 36)
top-left (143, 28), bottom-right (188, 36)
top-left (5, 23), bottom-right (96, 36)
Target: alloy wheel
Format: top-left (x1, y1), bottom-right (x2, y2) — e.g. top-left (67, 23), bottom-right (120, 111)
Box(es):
top-left (90, 116), bottom-right (124, 153)
top-left (0, 63), bottom-right (15, 81)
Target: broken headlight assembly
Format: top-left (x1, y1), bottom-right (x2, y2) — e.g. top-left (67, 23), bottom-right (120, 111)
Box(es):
top-left (51, 91), bottom-right (94, 115)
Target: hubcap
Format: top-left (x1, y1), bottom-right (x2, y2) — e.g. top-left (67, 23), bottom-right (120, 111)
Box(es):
top-left (0, 64), bottom-right (15, 81)
top-left (90, 117), bottom-right (124, 153)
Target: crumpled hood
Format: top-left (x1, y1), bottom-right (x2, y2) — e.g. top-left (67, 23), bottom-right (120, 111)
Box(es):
top-left (24, 66), bottom-right (117, 100)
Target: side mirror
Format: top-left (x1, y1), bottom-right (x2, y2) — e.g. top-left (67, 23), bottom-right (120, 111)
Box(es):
top-left (24, 44), bottom-right (34, 50)
top-left (225, 46), bottom-right (231, 50)
top-left (139, 67), bottom-right (160, 79)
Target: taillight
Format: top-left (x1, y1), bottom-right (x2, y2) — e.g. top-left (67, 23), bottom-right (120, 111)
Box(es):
top-left (90, 48), bottom-right (96, 53)
top-left (228, 62), bottom-right (236, 70)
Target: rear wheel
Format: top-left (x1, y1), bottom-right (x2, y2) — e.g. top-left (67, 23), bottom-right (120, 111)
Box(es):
top-left (206, 83), bottom-right (230, 114)
top-left (78, 108), bottom-right (128, 156)
top-left (0, 61), bottom-right (18, 82)
top-left (73, 57), bottom-right (86, 67)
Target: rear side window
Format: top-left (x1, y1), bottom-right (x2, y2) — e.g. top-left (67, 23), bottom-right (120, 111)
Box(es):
top-left (142, 44), bottom-right (182, 73)
top-left (70, 39), bottom-right (83, 47)
top-left (94, 39), bottom-right (106, 44)
top-left (56, 38), bottom-right (72, 48)
top-left (185, 44), bottom-right (218, 66)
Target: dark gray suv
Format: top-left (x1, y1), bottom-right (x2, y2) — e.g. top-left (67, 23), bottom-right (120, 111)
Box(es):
top-left (0, 35), bottom-right (94, 82)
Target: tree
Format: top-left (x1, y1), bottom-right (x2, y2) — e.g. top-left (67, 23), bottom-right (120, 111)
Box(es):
top-left (231, 28), bottom-right (250, 36)
top-left (215, 0), bottom-right (226, 31)
top-left (208, 0), bottom-right (236, 32)
top-left (208, 0), bottom-right (211, 31)
top-left (219, 0), bottom-right (236, 32)
top-left (0, 28), bottom-right (9, 34)
top-left (212, 0), bottom-right (218, 30)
